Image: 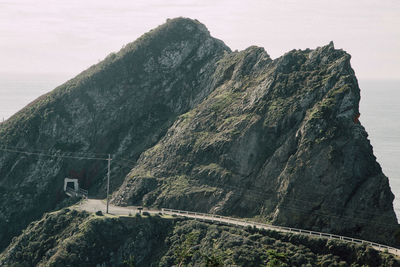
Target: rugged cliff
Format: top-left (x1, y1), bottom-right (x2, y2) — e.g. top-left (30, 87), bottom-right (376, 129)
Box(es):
top-left (0, 17), bottom-right (397, 253)
top-left (0, 18), bottom-right (229, 250)
top-left (112, 42), bottom-right (397, 244)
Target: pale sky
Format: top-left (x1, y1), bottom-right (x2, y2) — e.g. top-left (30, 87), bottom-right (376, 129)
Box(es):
top-left (0, 0), bottom-right (399, 80)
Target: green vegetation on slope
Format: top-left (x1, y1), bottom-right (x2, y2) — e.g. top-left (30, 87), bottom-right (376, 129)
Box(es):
top-left (0, 209), bottom-right (398, 266)
top-left (0, 209), bottom-right (175, 266)
top-left (113, 41), bottom-right (397, 246)
top-left (0, 17), bottom-right (230, 251)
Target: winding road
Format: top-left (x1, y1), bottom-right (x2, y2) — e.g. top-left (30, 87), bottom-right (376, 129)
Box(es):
top-left (78, 199), bottom-right (400, 257)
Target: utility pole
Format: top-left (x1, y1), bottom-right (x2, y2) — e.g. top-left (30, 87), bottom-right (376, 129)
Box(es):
top-left (106, 154), bottom-right (111, 214)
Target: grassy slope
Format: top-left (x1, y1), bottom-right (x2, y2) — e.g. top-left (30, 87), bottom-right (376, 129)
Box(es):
top-left (0, 17), bottom-right (229, 251)
top-left (113, 43), bottom-right (398, 245)
top-left (0, 209), bottom-right (398, 266)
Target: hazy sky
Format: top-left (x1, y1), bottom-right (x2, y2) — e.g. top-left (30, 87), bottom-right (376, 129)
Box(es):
top-left (0, 0), bottom-right (399, 80)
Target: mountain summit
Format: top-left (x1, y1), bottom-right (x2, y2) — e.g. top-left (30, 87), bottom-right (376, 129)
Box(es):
top-left (111, 39), bottom-right (397, 244)
top-left (0, 18), bottom-right (397, 252)
top-left (0, 17), bottom-right (229, 250)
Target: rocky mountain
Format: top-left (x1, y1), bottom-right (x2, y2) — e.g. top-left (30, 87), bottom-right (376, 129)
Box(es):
top-left (0, 17), bottom-right (398, 253)
top-left (0, 18), bottom-right (229, 251)
top-left (0, 209), bottom-right (398, 266)
top-left (111, 39), bottom-right (397, 244)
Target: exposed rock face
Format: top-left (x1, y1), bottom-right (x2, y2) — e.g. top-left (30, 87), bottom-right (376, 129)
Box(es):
top-left (0, 18), bottom-right (229, 250)
top-left (112, 42), bottom-right (397, 244)
top-left (0, 17), bottom-right (397, 251)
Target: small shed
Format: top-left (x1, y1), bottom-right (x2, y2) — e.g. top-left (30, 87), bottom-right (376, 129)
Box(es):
top-left (64, 178), bottom-right (79, 192)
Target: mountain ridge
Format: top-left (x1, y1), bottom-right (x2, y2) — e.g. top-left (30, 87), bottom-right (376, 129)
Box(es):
top-left (0, 17), bottom-right (229, 251)
top-left (112, 37), bottom-right (397, 244)
top-left (0, 17), bottom-right (397, 253)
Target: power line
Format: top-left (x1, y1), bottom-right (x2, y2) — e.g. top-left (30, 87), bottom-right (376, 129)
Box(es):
top-left (0, 147), bottom-right (108, 161)
top-left (0, 146), bottom-right (137, 165)
top-left (0, 144), bottom-right (111, 157)
top-left (0, 145), bottom-right (137, 215)
top-left (0, 145), bottom-right (397, 228)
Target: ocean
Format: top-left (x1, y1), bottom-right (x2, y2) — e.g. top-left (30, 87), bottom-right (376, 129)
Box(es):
top-left (0, 73), bottom-right (399, 218)
top-left (359, 79), bottom-right (400, 218)
top-left (0, 73), bottom-right (71, 122)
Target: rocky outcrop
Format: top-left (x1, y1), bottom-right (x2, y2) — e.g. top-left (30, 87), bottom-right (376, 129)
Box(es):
top-left (0, 17), bottom-right (397, 251)
top-left (0, 18), bottom-right (229, 251)
top-left (112, 42), bottom-right (398, 244)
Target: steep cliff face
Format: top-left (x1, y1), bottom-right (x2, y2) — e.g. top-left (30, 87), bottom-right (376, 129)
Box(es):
top-left (0, 18), bottom-right (229, 250)
top-left (0, 17), bottom-right (397, 251)
top-left (112, 42), bottom-right (397, 244)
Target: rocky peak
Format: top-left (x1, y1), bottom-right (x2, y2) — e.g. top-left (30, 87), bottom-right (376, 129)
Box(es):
top-left (0, 18), bottom-right (397, 251)
top-left (0, 18), bottom-right (229, 251)
top-left (112, 40), bottom-right (397, 245)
